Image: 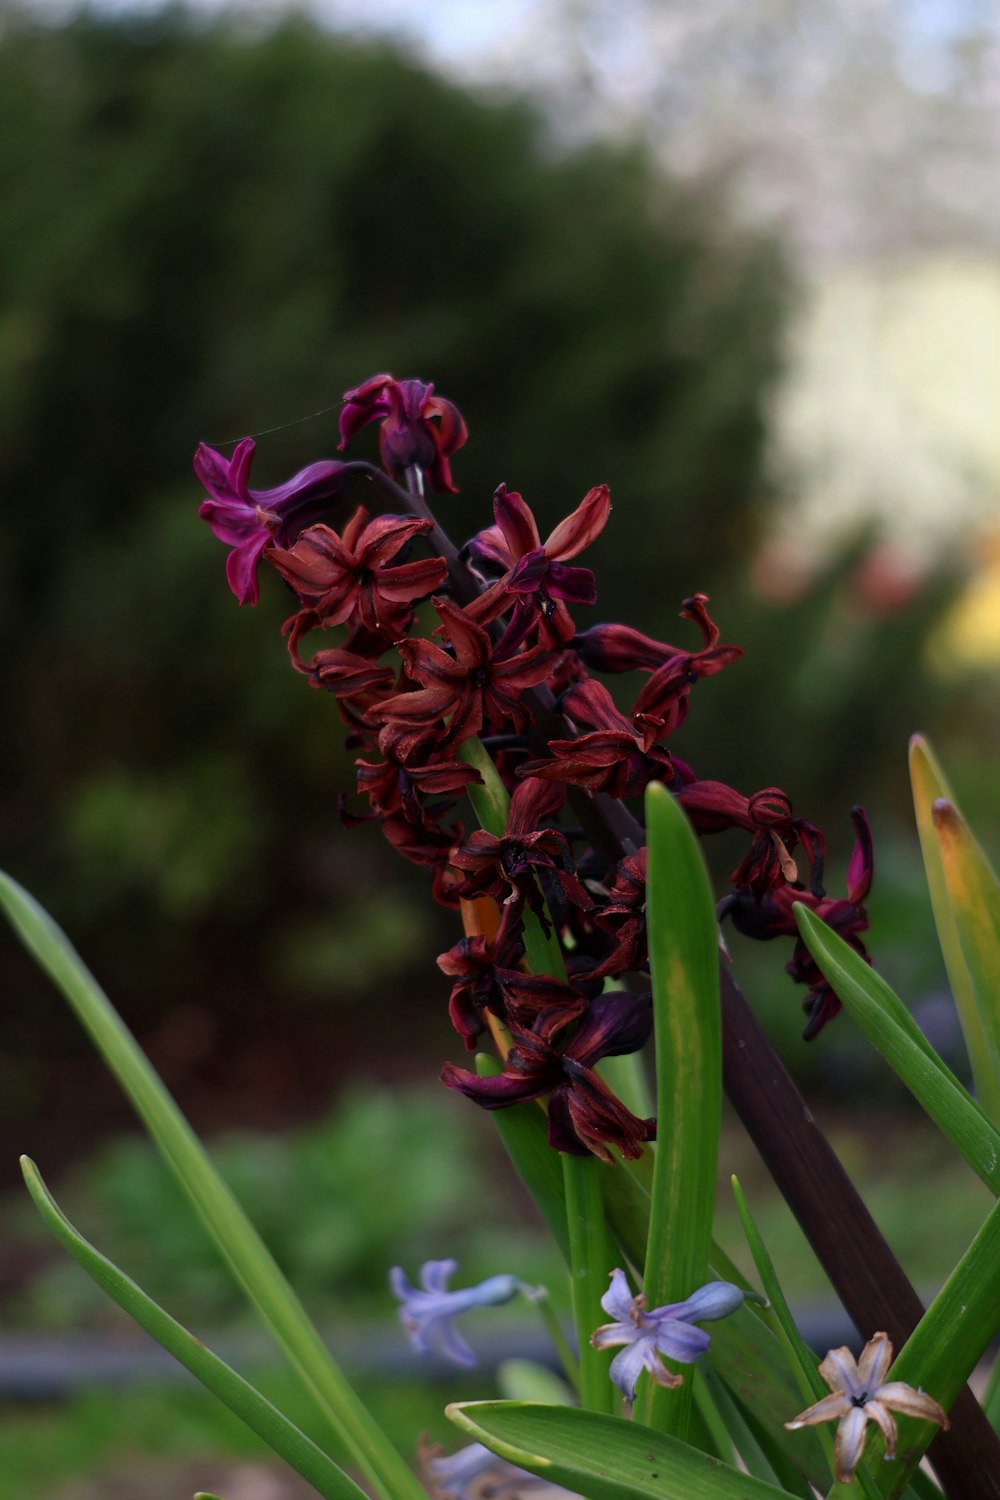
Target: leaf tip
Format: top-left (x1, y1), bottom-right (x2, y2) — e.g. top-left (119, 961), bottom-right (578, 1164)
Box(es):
top-left (932, 798), bottom-right (960, 835)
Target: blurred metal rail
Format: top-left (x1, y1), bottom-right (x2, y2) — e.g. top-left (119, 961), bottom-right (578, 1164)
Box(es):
top-left (0, 1306), bottom-right (862, 1401)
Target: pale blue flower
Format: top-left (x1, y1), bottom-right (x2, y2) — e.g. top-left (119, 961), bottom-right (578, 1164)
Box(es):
top-left (390, 1258), bottom-right (520, 1367)
top-left (591, 1267), bottom-right (747, 1402)
top-left (423, 1441), bottom-right (578, 1500)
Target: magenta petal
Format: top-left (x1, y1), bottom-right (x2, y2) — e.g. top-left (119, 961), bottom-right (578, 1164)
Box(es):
top-left (544, 560), bottom-right (597, 606)
top-left (846, 807), bottom-right (874, 903)
top-left (225, 535), bottom-right (268, 605)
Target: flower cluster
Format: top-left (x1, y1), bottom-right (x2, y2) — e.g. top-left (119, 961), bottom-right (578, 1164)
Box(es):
top-left (195, 373), bottom-right (875, 1156)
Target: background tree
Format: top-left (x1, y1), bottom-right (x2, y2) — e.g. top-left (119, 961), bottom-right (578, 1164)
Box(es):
top-left (0, 6), bottom-right (967, 1186)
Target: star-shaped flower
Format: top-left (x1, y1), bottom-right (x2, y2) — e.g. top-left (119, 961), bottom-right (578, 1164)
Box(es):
top-left (785, 1332), bottom-right (949, 1484)
top-left (466, 482), bottom-right (611, 643)
top-left (389, 1259), bottom-right (519, 1367)
top-left (591, 1268), bottom-right (746, 1402)
top-left (268, 506), bottom-right (447, 638)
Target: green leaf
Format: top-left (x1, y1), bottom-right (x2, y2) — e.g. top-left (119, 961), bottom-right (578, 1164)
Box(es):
top-left (793, 904), bottom-right (1000, 1194)
top-left (910, 736), bottom-right (1000, 1125)
top-left (874, 1190), bottom-right (1000, 1497)
top-left (0, 871), bottom-right (423, 1500)
top-left (475, 1054), bottom-right (570, 1261)
top-left (638, 784), bottom-right (722, 1437)
top-left (932, 797), bottom-right (1000, 1123)
top-left (21, 1158), bottom-right (367, 1500)
top-left (446, 1400), bottom-right (800, 1500)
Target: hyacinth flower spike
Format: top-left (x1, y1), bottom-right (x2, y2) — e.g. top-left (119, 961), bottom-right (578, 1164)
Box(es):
top-left (785, 1331), bottom-right (949, 1484)
top-left (591, 1268), bottom-right (746, 1403)
top-left (390, 1258), bottom-right (520, 1367)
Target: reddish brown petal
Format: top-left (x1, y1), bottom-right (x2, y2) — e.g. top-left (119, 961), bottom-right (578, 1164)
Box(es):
top-left (376, 556), bottom-right (448, 602)
top-left (357, 513), bottom-right (434, 566)
top-left (433, 596), bottom-right (492, 669)
top-left (562, 679), bottom-right (635, 735)
top-left (544, 483), bottom-right (611, 561)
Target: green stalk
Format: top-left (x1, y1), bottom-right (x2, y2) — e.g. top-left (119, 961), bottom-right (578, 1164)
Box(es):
top-left (459, 735), bottom-right (509, 837)
top-left (525, 1284), bottom-right (580, 1394)
top-left (563, 1151), bottom-right (616, 1414)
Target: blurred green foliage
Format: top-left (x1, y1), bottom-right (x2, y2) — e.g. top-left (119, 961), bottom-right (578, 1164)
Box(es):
top-left (0, 1365), bottom-right (476, 1493)
top-left (0, 5), bottom-right (985, 1148)
top-left (6, 1084), bottom-right (563, 1331)
top-left (0, 3), bottom-right (790, 1102)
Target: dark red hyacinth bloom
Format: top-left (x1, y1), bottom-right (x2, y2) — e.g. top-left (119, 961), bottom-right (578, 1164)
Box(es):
top-left (519, 679), bottom-right (673, 799)
top-left (574, 595), bottom-right (742, 742)
top-left (449, 777), bottom-right (591, 947)
top-left (268, 508), bottom-right (447, 638)
top-left (282, 613), bottom-right (399, 705)
top-left (339, 374), bottom-right (468, 494)
top-left (466, 483), bottom-right (611, 643)
top-left (720, 807), bottom-right (874, 1038)
top-left (195, 438), bottom-right (353, 605)
top-left (441, 990), bottom-right (655, 1161)
top-left (375, 597), bottom-right (551, 752)
top-left (678, 782), bottom-right (826, 900)
top-left (355, 729), bottom-right (482, 829)
top-left (437, 934), bottom-right (508, 1049)
top-left (587, 848), bottom-right (649, 980)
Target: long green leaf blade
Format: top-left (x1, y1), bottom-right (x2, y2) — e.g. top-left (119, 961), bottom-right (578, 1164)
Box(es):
top-left (793, 904), bottom-right (1000, 1193)
top-left (932, 798), bottom-right (1000, 1121)
top-left (638, 784), bottom-right (721, 1437)
top-left (446, 1400), bottom-right (800, 1500)
top-left (0, 871), bottom-right (423, 1500)
top-left (21, 1157), bottom-right (367, 1500)
top-left (909, 736), bottom-right (1000, 1123)
top-left (874, 1191), bottom-right (1000, 1498)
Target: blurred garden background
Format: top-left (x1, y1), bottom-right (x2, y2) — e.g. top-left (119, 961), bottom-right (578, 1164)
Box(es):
top-left (1, 0), bottom-right (999, 1492)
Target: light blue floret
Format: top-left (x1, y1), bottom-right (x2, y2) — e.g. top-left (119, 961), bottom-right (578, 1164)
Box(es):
top-left (592, 1267), bottom-right (748, 1402)
top-left (390, 1258), bottom-right (520, 1367)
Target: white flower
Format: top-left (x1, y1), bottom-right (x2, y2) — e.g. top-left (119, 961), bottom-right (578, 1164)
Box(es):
top-left (785, 1331), bottom-right (949, 1484)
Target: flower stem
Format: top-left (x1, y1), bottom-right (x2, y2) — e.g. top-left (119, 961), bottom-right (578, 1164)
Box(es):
top-left (562, 1150), bottom-right (616, 1414)
top-left (523, 1283), bottom-right (580, 1394)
